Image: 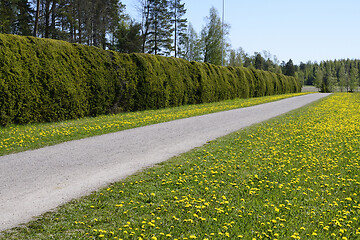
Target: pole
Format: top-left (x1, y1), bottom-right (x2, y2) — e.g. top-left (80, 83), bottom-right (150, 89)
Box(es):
top-left (221, 0), bottom-right (224, 66)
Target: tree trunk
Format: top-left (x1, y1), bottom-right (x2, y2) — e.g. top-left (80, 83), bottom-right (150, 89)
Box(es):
top-left (44, 0), bottom-right (51, 38)
top-left (34, 0), bottom-right (40, 37)
top-left (141, 1), bottom-right (150, 53)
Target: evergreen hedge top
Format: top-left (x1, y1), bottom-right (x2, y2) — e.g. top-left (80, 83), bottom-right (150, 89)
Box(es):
top-left (0, 34), bottom-right (301, 126)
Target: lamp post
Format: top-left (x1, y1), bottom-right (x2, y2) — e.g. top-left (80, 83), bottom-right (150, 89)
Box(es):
top-left (221, 0), bottom-right (225, 66)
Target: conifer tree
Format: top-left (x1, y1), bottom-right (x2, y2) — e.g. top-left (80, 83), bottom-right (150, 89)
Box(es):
top-left (146, 0), bottom-right (173, 55)
top-left (169, 0), bottom-right (187, 58)
top-left (283, 59), bottom-right (295, 77)
top-left (0, 0), bottom-right (32, 35)
top-left (14, 0), bottom-right (33, 36)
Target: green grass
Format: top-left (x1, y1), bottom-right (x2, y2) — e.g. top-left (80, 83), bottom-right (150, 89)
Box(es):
top-left (1, 93), bottom-right (359, 240)
top-left (0, 93), bottom-right (308, 156)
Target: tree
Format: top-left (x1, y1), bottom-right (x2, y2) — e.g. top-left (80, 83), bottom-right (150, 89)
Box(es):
top-left (169, 0), bottom-right (187, 58)
top-left (349, 64), bottom-right (359, 92)
top-left (201, 7), bottom-right (229, 65)
top-left (321, 64), bottom-right (337, 93)
top-left (254, 52), bottom-right (265, 70)
top-left (141, 0), bottom-right (173, 55)
top-left (0, 0), bottom-right (32, 35)
top-left (183, 23), bottom-right (202, 62)
top-left (113, 20), bottom-right (142, 53)
top-left (228, 47), bottom-right (245, 67)
top-left (0, 0), bottom-right (14, 34)
top-left (283, 59), bottom-right (295, 77)
top-left (14, 0), bottom-right (33, 36)
top-left (337, 64), bottom-right (347, 92)
top-left (314, 67), bottom-right (324, 91)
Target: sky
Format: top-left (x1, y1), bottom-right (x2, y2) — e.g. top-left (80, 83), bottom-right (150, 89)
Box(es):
top-left (120, 0), bottom-right (360, 65)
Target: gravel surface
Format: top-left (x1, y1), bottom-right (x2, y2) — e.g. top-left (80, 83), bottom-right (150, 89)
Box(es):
top-left (0, 93), bottom-right (331, 231)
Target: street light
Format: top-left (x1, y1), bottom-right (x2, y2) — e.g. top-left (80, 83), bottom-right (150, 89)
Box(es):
top-left (221, 0), bottom-right (225, 66)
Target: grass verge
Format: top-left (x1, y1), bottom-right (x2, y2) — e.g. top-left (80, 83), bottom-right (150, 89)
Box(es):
top-left (1, 93), bottom-right (359, 239)
top-left (0, 93), bottom-right (308, 156)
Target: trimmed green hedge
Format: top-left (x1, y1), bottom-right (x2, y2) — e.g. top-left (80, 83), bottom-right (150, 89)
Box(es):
top-left (0, 34), bottom-right (301, 126)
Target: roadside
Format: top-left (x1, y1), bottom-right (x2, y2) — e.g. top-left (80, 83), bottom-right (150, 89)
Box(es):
top-left (0, 93), bottom-right (331, 231)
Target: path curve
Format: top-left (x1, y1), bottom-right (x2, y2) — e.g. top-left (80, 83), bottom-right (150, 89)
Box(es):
top-left (0, 93), bottom-right (331, 231)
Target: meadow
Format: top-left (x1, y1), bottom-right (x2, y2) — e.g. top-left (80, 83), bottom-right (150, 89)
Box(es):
top-left (0, 93), bottom-right (307, 156)
top-left (1, 93), bottom-right (359, 240)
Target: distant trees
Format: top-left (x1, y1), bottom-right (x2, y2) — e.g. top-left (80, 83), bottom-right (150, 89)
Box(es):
top-left (297, 59), bottom-right (360, 92)
top-left (228, 47), bottom-right (245, 67)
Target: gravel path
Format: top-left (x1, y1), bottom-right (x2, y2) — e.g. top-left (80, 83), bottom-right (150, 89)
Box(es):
top-left (0, 93), bottom-right (331, 231)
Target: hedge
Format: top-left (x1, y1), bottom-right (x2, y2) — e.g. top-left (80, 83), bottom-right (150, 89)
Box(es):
top-left (0, 34), bottom-right (301, 126)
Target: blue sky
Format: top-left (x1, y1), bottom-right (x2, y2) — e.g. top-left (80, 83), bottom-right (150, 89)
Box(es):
top-left (121, 0), bottom-right (360, 65)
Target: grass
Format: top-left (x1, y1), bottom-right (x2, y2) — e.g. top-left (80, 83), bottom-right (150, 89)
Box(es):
top-left (0, 93), bottom-right (308, 156)
top-left (1, 93), bottom-right (359, 240)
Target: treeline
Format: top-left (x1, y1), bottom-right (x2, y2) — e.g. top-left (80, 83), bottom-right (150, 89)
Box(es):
top-left (0, 34), bottom-right (300, 126)
top-left (0, 0), bottom-right (273, 68)
top-left (0, 0), bottom-right (189, 56)
top-left (0, 0), bottom-right (137, 50)
top-left (226, 50), bottom-right (360, 92)
top-left (296, 59), bottom-right (360, 92)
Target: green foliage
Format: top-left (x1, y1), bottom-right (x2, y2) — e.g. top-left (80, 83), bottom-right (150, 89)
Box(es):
top-left (0, 33), bottom-right (301, 126)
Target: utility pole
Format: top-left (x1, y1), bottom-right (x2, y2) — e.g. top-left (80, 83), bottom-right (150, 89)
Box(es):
top-left (221, 0), bottom-right (224, 66)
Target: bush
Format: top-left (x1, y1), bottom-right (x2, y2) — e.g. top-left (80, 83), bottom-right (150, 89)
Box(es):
top-left (0, 34), bottom-right (301, 126)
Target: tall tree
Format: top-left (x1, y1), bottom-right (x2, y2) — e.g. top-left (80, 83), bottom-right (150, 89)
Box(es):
top-left (201, 7), bottom-right (229, 65)
top-left (33, 0), bottom-right (40, 36)
top-left (146, 0), bottom-right (173, 55)
top-left (169, 0), bottom-right (187, 58)
top-left (14, 0), bottom-right (33, 35)
top-left (0, 0), bottom-right (32, 35)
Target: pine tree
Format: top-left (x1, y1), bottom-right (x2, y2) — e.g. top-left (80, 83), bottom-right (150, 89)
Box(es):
top-left (14, 0), bottom-right (33, 36)
top-left (169, 0), bottom-right (187, 58)
top-left (146, 0), bottom-right (173, 55)
top-left (114, 20), bottom-right (142, 53)
top-left (0, 0), bottom-right (32, 35)
top-left (283, 59), bottom-right (295, 77)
